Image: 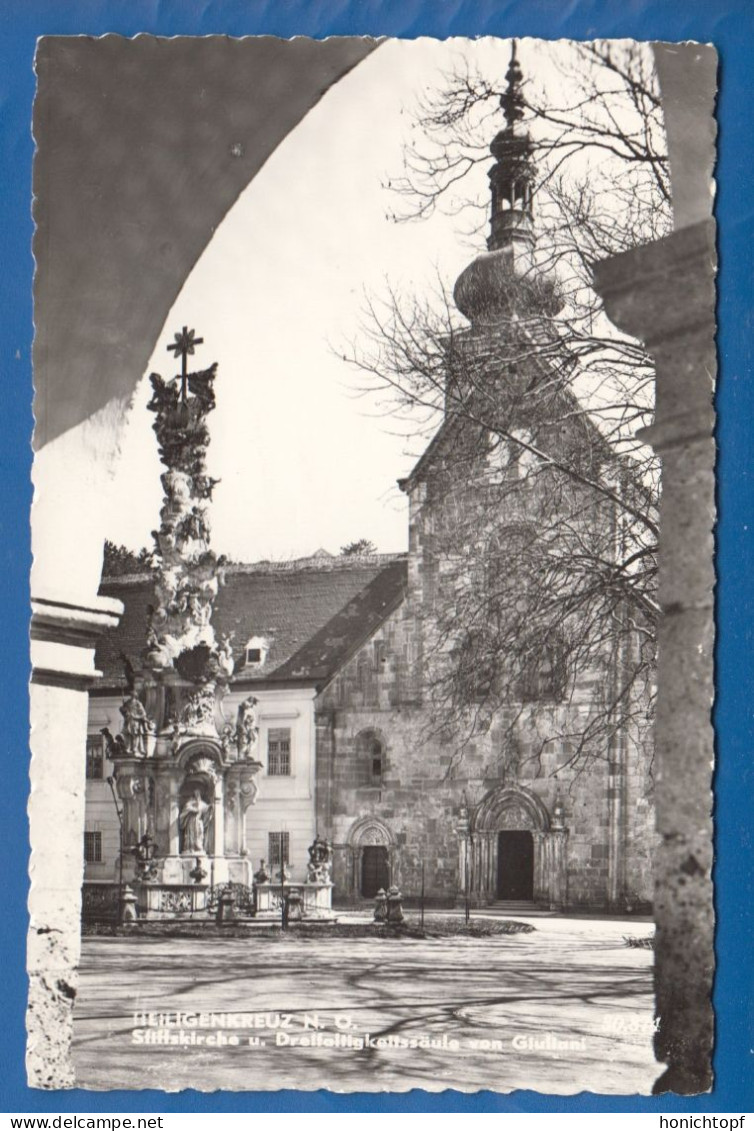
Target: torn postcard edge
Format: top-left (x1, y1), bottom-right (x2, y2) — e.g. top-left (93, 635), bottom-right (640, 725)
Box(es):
top-left (29, 35), bottom-right (716, 1095)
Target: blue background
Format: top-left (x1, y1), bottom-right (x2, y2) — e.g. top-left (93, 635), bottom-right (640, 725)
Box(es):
top-left (2, 0), bottom-right (752, 1115)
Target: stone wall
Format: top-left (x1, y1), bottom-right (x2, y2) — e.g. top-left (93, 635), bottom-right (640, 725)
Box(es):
top-left (316, 396), bottom-right (657, 908)
top-left (316, 596), bottom-right (655, 909)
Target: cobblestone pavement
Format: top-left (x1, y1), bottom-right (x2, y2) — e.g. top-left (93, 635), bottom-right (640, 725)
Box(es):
top-left (72, 915), bottom-right (657, 1095)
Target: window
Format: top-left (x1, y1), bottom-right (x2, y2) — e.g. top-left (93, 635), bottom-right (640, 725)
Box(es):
top-left (455, 629), bottom-right (497, 702)
top-left (244, 635), bottom-right (269, 667)
top-left (84, 831), bottom-right (102, 864)
top-left (86, 735), bottom-right (104, 779)
top-left (485, 524), bottom-right (536, 605)
top-left (355, 729), bottom-right (384, 786)
top-left (367, 735), bottom-right (384, 784)
top-left (267, 728), bottom-right (291, 776)
top-left (518, 638), bottom-right (567, 703)
top-left (268, 832), bottom-right (290, 868)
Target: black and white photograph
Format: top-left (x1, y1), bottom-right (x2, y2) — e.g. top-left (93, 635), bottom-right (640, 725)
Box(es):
top-left (29, 34), bottom-right (717, 1098)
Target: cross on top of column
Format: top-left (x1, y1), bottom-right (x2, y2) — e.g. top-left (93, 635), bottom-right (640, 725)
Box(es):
top-left (167, 326), bottom-right (204, 399)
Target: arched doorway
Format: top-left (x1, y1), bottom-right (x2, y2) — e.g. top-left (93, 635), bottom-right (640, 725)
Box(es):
top-left (361, 845), bottom-right (390, 897)
top-left (497, 830), bottom-right (534, 900)
top-left (346, 816), bottom-right (394, 901)
top-left (470, 786), bottom-right (568, 909)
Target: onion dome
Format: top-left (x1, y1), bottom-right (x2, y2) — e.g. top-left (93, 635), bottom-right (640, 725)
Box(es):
top-left (453, 42), bottom-right (561, 324)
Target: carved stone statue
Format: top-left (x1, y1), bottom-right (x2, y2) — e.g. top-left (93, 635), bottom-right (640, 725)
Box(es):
top-left (235, 696), bottom-right (259, 756)
top-left (306, 835), bottom-right (333, 883)
top-left (217, 632), bottom-right (235, 678)
top-left (146, 337), bottom-right (223, 670)
top-left (119, 693), bottom-right (150, 755)
top-left (131, 834), bottom-right (159, 882)
top-left (179, 788), bottom-right (211, 854)
top-left (220, 722), bottom-right (234, 755)
top-left (181, 684), bottom-right (217, 732)
top-left (101, 726), bottom-right (127, 759)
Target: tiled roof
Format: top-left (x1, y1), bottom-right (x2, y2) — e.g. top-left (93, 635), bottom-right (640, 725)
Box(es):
top-left (273, 558), bottom-right (407, 683)
top-left (95, 554), bottom-right (407, 690)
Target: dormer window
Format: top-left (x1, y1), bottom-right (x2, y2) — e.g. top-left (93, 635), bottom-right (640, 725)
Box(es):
top-left (244, 635), bottom-right (270, 668)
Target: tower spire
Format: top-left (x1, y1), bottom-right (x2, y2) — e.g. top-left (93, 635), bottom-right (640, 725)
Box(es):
top-left (452, 40), bottom-right (561, 325)
top-left (487, 40), bottom-right (536, 253)
top-left (500, 39), bottom-right (525, 130)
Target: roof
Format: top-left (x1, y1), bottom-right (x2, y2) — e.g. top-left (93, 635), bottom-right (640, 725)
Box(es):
top-left (273, 558), bottom-right (407, 684)
top-left (398, 319), bottom-right (615, 493)
top-left (95, 553), bottom-right (407, 691)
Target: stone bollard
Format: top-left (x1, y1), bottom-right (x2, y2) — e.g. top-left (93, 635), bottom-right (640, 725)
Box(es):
top-left (386, 885), bottom-right (404, 925)
top-left (373, 888), bottom-right (387, 922)
top-left (119, 885), bottom-right (138, 924)
top-left (217, 888), bottom-right (235, 926)
top-left (287, 887), bottom-right (303, 922)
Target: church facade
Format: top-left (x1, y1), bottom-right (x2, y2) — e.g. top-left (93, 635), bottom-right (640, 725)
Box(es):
top-left (82, 50), bottom-right (656, 917)
top-left (86, 537), bottom-right (654, 913)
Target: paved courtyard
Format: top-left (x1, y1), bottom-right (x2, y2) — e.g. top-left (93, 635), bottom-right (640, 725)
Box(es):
top-left (72, 915), bottom-right (658, 1095)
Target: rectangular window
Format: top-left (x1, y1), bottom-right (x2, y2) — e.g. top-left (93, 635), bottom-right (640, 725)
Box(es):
top-left (268, 831), bottom-right (290, 868)
top-left (84, 830), bottom-right (102, 864)
top-left (267, 727), bottom-right (291, 776)
top-left (86, 735), bottom-right (104, 779)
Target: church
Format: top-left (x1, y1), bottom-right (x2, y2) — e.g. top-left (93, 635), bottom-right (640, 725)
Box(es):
top-left (82, 50), bottom-right (656, 919)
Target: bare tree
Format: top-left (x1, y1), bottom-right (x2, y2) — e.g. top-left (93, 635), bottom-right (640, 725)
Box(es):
top-left (389, 39), bottom-right (669, 236)
top-left (345, 40), bottom-right (666, 775)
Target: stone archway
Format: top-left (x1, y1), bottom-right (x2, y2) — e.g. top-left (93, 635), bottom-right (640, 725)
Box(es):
top-left (345, 817), bottom-right (394, 902)
top-left (470, 786), bottom-right (568, 909)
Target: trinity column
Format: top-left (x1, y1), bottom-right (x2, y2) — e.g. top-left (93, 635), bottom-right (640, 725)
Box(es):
top-left (103, 328), bottom-right (263, 911)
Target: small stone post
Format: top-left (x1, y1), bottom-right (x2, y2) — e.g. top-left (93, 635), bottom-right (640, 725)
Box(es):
top-left (287, 888), bottom-right (303, 922)
top-left (373, 888), bottom-right (387, 922)
top-left (386, 885), bottom-right (405, 925)
top-left (119, 885), bottom-right (138, 924)
top-left (217, 888), bottom-right (235, 925)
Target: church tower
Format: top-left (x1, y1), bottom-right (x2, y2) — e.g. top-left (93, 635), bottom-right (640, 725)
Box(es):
top-left (453, 42), bottom-right (561, 325)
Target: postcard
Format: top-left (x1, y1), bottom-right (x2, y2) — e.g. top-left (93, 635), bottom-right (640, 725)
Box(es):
top-left (29, 33), bottom-right (717, 1099)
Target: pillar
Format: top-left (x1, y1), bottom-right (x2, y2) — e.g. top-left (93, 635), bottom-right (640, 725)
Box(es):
top-left (532, 831), bottom-right (547, 903)
top-left (594, 217), bottom-right (716, 1094)
top-left (212, 776), bottom-right (225, 858)
top-left (548, 830), bottom-right (569, 911)
top-left (29, 594), bottom-right (122, 1087)
top-left (167, 775), bottom-right (180, 856)
top-left (235, 778), bottom-right (244, 856)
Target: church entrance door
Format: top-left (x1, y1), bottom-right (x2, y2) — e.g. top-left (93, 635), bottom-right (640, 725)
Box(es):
top-left (361, 845), bottom-right (389, 898)
top-left (497, 831), bottom-right (534, 900)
